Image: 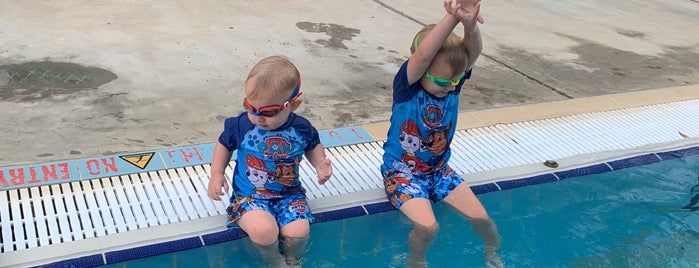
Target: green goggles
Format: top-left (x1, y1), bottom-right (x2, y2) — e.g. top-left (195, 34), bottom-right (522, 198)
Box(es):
top-left (425, 71), bottom-right (466, 87)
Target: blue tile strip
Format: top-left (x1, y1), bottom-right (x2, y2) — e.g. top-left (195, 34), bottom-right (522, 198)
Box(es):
top-left (318, 126), bottom-right (375, 147)
top-left (0, 125), bottom-right (375, 191)
top-left (471, 182), bottom-right (500, 194)
top-left (201, 228), bottom-right (248, 246)
top-left (104, 237), bottom-right (202, 264)
top-left (364, 201), bottom-right (396, 214)
top-left (607, 153), bottom-right (661, 170)
top-left (657, 146), bottom-right (699, 160)
top-left (0, 160), bottom-right (80, 191)
top-left (29, 145), bottom-right (699, 267)
top-left (312, 206), bottom-right (367, 223)
top-left (554, 163), bottom-right (612, 180)
top-left (32, 254), bottom-right (104, 268)
top-left (496, 174), bottom-right (559, 191)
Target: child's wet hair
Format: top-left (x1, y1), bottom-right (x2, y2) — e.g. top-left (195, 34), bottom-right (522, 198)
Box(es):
top-left (245, 55), bottom-right (300, 99)
top-left (411, 24), bottom-right (469, 76)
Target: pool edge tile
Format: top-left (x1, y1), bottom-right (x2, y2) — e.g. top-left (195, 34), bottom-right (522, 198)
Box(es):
top-left (312, 206), bottom-right (367, 223)
top-left (496, 174), bottom-right (558, 191)
top-left (201, 228), bottom-right (248, 246)
top-left (607, 153), bottom-right (662, 170)
top-left (471, 183), bottom-right (500, 194)
top-left (104, 236), bottom-right (202, 264)
top-left (656, 146), bottom-right (699, 160)
top-left (364, 201), bottom-right (396, 215)
top-left (31, 254), bottom-right (104, 268)
top-left (554, 163), bottom-right (612, 180)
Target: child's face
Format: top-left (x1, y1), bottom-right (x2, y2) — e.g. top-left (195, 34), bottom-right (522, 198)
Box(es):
top-left (243, 77), bottom-right (298, 130)
top-left (421, 55), bottom-right (465, 98)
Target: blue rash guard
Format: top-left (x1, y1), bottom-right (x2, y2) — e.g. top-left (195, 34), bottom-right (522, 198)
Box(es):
top-left (381, 60), bottom-right (470, 176)
top-left (218, 112), bottom-right (320, 200)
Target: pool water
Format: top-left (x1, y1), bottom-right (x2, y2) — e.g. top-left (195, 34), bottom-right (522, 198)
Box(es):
top-left (104, 154), bottom-right (699, 267)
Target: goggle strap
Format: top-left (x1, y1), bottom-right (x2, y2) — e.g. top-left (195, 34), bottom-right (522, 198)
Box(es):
top-left (412, 34), bottom-right (420, 54)
top-left (288, 83), bottom-right (301, 100)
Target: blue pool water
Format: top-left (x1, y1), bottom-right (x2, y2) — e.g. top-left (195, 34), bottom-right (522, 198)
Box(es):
top-left (103, 154), bottom-right (699, 268)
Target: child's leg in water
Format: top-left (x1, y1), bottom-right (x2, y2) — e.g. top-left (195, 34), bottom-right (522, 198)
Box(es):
top-left (282, 235), bottom-right (309, 266)
top-left (399, 198), bottom-right (439, 268)
top-left (279, 218), bottom-right (311, 266)
top-left (471, 218), bottom-right (501, 249)
top-left (238, 211), bottom-right (286, 267)
top-left (252, 240), bottom-right (286, 267)
top-left (407, 222), bottom-right (439, 268)
top-left (444, 183), bottom-right (504, 268)
top-left (472, 218), bottom-right (504, 268)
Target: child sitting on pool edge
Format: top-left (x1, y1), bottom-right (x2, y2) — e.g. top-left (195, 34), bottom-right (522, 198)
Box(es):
top-left (207, 55), bottom-right (333, 267)
top-left (379, 0), bottom-right (504, 267)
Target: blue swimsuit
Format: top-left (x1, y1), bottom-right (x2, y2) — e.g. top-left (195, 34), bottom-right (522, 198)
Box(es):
top-left (381, 60), bottom-right (471, 208)
top-left (218, 112), bottom-right (320, 227)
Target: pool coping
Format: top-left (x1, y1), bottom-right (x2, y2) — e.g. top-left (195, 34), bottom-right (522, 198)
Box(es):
top-left (10, 141), bottom-right (699, 268)
top-left (2, 84), bottom-right (699, 268)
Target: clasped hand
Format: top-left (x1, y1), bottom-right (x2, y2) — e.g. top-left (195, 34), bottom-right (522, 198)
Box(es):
top-left (443, 0), bottom-right (485, 25)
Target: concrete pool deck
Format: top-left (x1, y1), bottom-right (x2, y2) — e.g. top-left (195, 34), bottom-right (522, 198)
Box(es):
top-left (1, 0), bottom-right (698, 166)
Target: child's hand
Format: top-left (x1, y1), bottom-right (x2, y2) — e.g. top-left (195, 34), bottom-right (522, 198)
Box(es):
top-left (315, 158), bottom-right (333, 185)
top-left (444, 0), bottom-right (485, 25)
top-left (207, 173), bottom-right (229, 201)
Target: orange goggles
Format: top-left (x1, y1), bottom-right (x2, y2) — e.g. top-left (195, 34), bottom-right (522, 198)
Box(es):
top-left (243, 84), bottom-right (301, 117)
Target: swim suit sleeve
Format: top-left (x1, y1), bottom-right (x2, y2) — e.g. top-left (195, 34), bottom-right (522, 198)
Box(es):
top-left (292, 115), bottom-right (321, 152)
top-left (393, 60), bottom-right (423, 104)
top-left (218, 114), bottom-right (255, 152)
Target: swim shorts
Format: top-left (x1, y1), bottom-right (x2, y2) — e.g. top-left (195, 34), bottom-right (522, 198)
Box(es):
top-left (226, 193), bottom-right (313, 228)
top-left (382, 166), bottom-right (464, 209)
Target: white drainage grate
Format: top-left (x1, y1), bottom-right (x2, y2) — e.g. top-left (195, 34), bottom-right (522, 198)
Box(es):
top-left (1, 99), bottom-right (698, 255)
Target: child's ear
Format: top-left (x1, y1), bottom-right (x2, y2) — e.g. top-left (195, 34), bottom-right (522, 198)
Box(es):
top-left (290, 99), bottom-right (302, 111)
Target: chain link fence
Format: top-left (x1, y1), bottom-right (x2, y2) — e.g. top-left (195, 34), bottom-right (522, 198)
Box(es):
top-left (0, 62), bottom-right (117, 101)
top-left (6, 68), bottom-right (94, 85)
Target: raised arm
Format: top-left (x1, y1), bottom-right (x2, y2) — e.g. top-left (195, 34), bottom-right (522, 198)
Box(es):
top-left (452, 0), bottom-right (484, 70)
top-left (405, 8), bottom-right (460, 85)
top-left (462, 23), bottom-right (482, 71)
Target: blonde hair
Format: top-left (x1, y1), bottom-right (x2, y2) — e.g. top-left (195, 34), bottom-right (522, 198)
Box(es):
top-left (245, 55), bottom-right (300, 99)
top-left (410, 24), bottom-right (468, 77)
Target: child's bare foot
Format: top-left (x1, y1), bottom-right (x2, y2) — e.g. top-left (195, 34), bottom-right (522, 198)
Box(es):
top-left (406, 254), bottom-right (428, 268)
top-left (485, 247), bottom-right (505, 268)
top-left (285, 255), bottom-right (302, 268)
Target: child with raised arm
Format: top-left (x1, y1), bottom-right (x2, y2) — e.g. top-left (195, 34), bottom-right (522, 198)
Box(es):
top-left (379, 0), bottom-right (504, 267)
top-left (207, 55), bottom-right (332, 267)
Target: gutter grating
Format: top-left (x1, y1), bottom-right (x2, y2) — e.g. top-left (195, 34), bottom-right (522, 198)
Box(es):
top-left (1, 99), bottom-right (698, 255)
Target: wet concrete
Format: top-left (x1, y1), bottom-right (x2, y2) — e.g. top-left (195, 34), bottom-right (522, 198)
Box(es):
top-left (0, 61), bottom-right (117, 102)
top-left (296, 22), bottom-right (361, 49)
top-left (0, 0), bottom-right (697, 166)
top-left (495, 41), bottom-right (699, 98)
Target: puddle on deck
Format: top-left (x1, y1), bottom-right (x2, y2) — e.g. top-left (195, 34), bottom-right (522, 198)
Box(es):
top-left (0, 61), bottom-right (117, 102)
